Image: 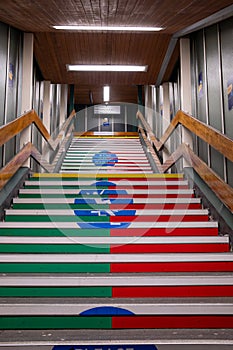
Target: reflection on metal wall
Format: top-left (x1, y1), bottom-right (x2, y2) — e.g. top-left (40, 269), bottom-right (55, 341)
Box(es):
top-left (190, 17), bottom-right (233, 186)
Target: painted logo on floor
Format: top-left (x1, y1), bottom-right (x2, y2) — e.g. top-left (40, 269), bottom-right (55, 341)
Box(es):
top-left (92, 151), bottom-right (118, 166)
top-left (74, 181), bottom-right (135, 228)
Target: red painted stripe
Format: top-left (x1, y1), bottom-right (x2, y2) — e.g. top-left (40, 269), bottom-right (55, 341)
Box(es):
top-left (110, 243), bottom-right (229, 254)
top-left (112, 316), bottom-right (233, 329)
top-left (110, 261), bottom-right (233, 273)
top-left (110, 203), bottom-right (202, 210)
top-left (112, 286), bottom-right (233, 298)
top-left (111, 227), bottom-right (218, 237)
top-left (112, 285), bottom-right (233, 298)
top-left (110, 215), bottom-right (209, 222)
top-left (109, 185), bottom-right (189, 189)
top-left (109, 194), bottom-right (194, 198)
top-left (108, 178), bottom-right (184, 182)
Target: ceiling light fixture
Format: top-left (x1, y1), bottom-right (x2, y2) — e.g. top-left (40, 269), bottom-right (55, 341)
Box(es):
top-left (103, 86), bottom-right (110, 102)
top-left (53, 25), bottom-right (163, 32)
top-left (66, 64), bottom-right (148, 72)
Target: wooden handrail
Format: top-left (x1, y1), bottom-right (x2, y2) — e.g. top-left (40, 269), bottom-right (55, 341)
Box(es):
top-left (0, 109), bottom-right (76, 150)
top-left (0, 122), bottom-right (74, 190)
top-left (138, 127), bottom-right (164, 173)
top-left (137, 109), bottom-right (233, 163)
top-left (137, 109), bottom-right (233, 212)
top-left (0, 109), bottom-right (76, 190)
top-left (161, 143), bottom-right (233, 212)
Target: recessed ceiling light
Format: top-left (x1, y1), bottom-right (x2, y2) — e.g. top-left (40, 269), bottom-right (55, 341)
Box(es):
top-left (53, 25), bottom-right (163, 32)
top-left (66, 64), bottom-right (148, 72)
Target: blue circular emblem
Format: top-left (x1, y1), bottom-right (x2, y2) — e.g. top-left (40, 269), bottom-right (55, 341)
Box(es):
top-left (92, 150), bottom-right (118, 166)
top-left (74, 181), bottom-right (135, 228)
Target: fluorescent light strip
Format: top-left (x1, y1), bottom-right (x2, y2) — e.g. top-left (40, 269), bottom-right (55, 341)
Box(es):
top-left (103, 86), bottom-right (110, 102)
top-left (53, 25), bottom-right (163, 32)
top-left (66, 64), bottom-right (148, 72)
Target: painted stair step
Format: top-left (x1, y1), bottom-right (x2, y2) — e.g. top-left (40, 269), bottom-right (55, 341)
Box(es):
top-left (13, 197), bottom-right (200, 204)
top-left (5, 209), bottom-right (207, 216)
top-left (2, 274), bottom-right (233, 298)
top-left (19, 188), bottom-right (194, 194)
top-left (1, 273), bottom-right (232, 287)
top-left (0, 315), bottom-right (233, 329)
top-left (0, 236), bottom-right (228, 253)
top-left (63, 159), bottom-right (151, 163)
top-left (1, 315), bottom-right (233, 329)
top-left (22, 184), bottom-right (190, 190)
top-left (60, 170), bottom-right (154, 174)
top-left (5, 209), bottom-right (209, 222)
top-left (0, 226), bottom-right (218, 237)
top-left (0, 253), bottom-right (233, 273)
top-left (4, 214), bottom-right (209, 223)
top-left (1, 301), bottom-right (233, 316)
top-left (0, 221), bottom-right (218, 229)
top-left (29, 174), bottom-right (184, 180)
top-left (18, 194), bottom-right (195, 199)
top-left (60, 164), bottom-right (152, 168)
top-left (23, 181), bottom-right (190, 189)
top-left (25, 180), bottom-right (189, 186)
top-left (61, 167), bottom-right (151, 171)
top-left (67, 147), bottom-right (145, 150)
top-left (0, 301), bottom-right (233, 329)
top-left (12, 202), bottom-right (202, 210)
top-left (1, 252), bottom-right (232, 263)
top-left (0, 236), bottom-right (227, 245)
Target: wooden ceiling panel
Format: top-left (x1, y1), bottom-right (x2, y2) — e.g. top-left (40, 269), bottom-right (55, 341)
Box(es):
top-left (0, 0), bottom-right (232, 32)
top-left (0, 0), bottom-right (232, 104)
top-left (34, 32), bottom-right (171, 85)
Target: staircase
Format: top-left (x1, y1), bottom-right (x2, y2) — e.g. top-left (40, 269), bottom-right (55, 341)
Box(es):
top-left (0, 134), bottom-right (233, 345)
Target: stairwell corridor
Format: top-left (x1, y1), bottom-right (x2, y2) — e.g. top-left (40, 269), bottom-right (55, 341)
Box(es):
top-left (0, 134), bottom-right (233, 346)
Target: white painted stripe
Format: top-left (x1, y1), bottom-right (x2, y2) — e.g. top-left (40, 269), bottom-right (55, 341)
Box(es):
top-left (5, 209), bottom-right (208, 216)
top-left (63, 159), bottom-right (151, 163)
top-left (60, 166), bottom-right (152, 170)
top-left (13, 197), bottom-right (201, 204)
top-left (24, 180), bottom-right (189, 186)
top-left (0, 221), bottom-right (217, 228)
top-left (19, 189), bottom-right (193, 194)
top-left (65, 155), bottom-right (148, 159)
top-left (0, 252), bottom-right (229, 263)
top-left (60, 170), bottom-right (153, 174)
top-left (1, 303), bottom-right (233, 316)
top-left (1, 274), bottom-right (232, 286)
top-left (66, 151), bottom-right (145, 155)
top-left (0, 236), bottom-right (227, 244)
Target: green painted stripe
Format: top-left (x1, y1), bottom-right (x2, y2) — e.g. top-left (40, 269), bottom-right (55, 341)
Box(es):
top-left (13, 204), bottom-right (110, 210)
top-left (0, 244), bottom-right (110, 254)
top-left (5, 215), bottom-right (110, 222)
top-left (24, 185), bottom-right (109, 189)
top-left (29, 177), bottom-right (106, 182)
top-left (0, 287), bottom-right (112, 297)
top-left (0, 316), bottom-right (112, 329)
top-left (0, 263), bottom-right (110, 273)
top-left (18, 194), bottom-right (111, 198)
top-left (0, 228), bottom-right (110, 237)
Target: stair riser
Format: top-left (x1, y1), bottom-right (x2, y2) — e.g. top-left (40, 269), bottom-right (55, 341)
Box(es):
top-left (0, 243), bottom-right (228, 253)
top-left (0, 227), bottom-right (219, 236)
top-left (18, 194), bottom-right (195, 198)
top-left (1, 285), bottom-right (233, 298)
top-left (4, 215), bottom-right (209, 222)
top-left (1, 262), bottom-right (233, 273)
top-left (12, 203), bottom-right (202, 210)
top-left (0, 315), bottom-right (233, 329)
